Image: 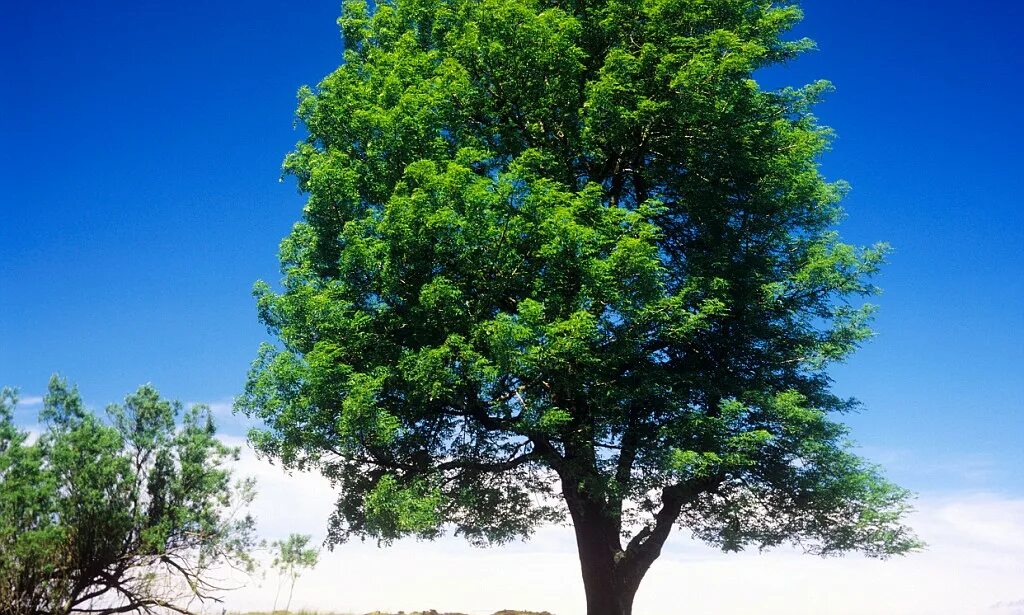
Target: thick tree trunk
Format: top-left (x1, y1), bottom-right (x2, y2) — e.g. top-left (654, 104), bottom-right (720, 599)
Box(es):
top-left (575, 528), bottom-right (642, 615)
top-left (565, 490), bottom-right (647, 615)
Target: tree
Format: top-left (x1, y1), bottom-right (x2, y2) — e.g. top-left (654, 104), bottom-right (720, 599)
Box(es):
top-left (0, 377), bottom-right (258, 615)
top-left (269, 533), bottom-right (319, 614)
top-left (0, 387), bottom-right (74, 613)
top-left (238, 0), bottom-right (921, 612)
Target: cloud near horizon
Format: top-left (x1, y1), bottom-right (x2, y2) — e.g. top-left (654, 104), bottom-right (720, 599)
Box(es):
top-left (215, 439), bottom-right (1024, 615)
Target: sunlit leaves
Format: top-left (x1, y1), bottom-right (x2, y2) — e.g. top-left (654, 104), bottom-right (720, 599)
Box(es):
top-left (239, 0), bottom-right (918, 561)
top-left (0, 377), bottom-right (258, 613)
top-left (364, 474), bottom-right (444, 542)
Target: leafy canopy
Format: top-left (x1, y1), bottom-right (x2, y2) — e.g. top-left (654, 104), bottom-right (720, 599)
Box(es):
top-left (0, 377), bottom-right (258, 615)
top-left (239, 0), bottom-right (919, 562)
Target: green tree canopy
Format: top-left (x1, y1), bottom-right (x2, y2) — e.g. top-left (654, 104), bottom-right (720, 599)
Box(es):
top-left (0, 377), bottom-right (258, 615)
top-left (238, 0), bottom-right (921, 612)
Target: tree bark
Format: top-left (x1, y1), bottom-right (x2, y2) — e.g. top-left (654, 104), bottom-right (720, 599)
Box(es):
top-left (564, 488), bottom-right (645, 615)
top-left (574, 524), bottom-right (643, 615)
top-left (565, 476), bottom-right (721, 615)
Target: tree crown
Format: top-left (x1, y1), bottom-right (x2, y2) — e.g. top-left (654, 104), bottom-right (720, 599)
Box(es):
top-left (1, 377), bottom-right (258, 615)
top-left (239, 0), bottom-right (919, 559)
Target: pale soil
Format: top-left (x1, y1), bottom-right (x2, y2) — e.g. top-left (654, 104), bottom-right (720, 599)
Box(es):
top-left (238, 610), bottom-right (555, 615)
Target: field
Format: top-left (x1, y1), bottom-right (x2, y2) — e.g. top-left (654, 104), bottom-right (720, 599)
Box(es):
top-left (237, 611), bottom-right (555, 615)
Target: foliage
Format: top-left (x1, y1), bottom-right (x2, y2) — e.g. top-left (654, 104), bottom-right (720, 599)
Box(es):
top-left (238, 0), bottom-right (921, 611)
top-left (269, 533), bottom-right (319, 614)
top-left (0, 377), bottom-right (258, 615)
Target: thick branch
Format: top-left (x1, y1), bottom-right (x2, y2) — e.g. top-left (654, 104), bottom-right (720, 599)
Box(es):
top-left (614, 405), bottom-right (641, 495)
top-left (624, 475), bottom-right (723, 573)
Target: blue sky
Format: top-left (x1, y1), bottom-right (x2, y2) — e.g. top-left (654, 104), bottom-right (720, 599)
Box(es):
top-left (2, 0), bottom-right (1022, 507)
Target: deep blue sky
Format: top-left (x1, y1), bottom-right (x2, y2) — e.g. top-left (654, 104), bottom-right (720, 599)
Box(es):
top-left (2, 1), bottom-right (1021, 496)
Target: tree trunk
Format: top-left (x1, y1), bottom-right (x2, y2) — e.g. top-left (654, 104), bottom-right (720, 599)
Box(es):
top-left (284, 574), bottom-right (296, 614)
top-left (565, 491), bottom-right (646, 615)
top-left (271, 575), bottom-right (283, 614)
top-left (575, 528), bottom-right (642, 615)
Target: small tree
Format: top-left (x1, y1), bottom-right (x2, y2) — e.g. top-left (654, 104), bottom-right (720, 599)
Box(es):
top-left (269, 533), bottom-right (319, 614)
top-left (0, 387), bottom-right (74, 612)
top-left (0, 376), bottom-right (258, 615)
top-left (239, 1), bottom-right (922, 613)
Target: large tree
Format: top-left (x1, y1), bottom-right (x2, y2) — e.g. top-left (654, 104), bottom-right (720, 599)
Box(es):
top-left (239, 0), bottom-right (920, 612)
top-left (0, 378), bottom-right (258, 615)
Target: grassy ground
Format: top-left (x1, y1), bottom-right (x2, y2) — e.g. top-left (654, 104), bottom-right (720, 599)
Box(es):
top-left (236, 610), bottom-right (555, 615)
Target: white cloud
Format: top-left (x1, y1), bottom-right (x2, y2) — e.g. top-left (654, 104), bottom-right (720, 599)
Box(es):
top-left (189, 399), bottom-right (259, 435)
top-left (217, 443), bottom-right (1024, 615)
top-left (990, 599), bottom-right (1024, 614)
top-left (15, 395), bottom-right (43, 408)
top-left (200, 400), bottom-right (235, 417)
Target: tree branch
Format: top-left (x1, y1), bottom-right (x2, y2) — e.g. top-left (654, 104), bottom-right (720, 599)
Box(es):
top-left (624, 475), bottom-right (724, 573)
